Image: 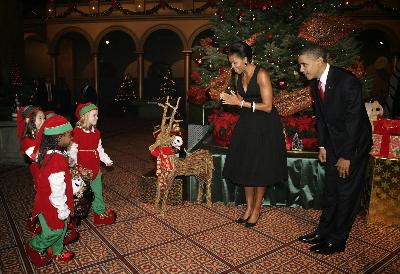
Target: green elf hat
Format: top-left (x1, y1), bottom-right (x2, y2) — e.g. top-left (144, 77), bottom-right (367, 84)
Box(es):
top-left (75, 102), bottom-right (97, 120)
top-left (31, 115), bottom-right (73, 159)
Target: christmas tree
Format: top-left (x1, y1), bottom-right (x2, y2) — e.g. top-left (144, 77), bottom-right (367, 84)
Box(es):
top-left (114, 74), bottom-right (137, 112)
top-left (159, 69), bottom-right (177, 98)
top-left (193, 0), bottom-right (370, 100)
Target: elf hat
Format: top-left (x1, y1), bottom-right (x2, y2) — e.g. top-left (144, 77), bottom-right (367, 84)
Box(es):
top-left (75, 102), bottom-right (97, 120)
top-left (44, 110), bottom-right (56, 119)
top-left (31, 115), bottom-right (73, 160)
top-left (16, 105), bottom-right (36, 141)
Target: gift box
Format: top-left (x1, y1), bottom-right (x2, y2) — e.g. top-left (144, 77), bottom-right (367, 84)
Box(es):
top-left (367, 156), bottom-right (400, 225)
top-left (371, 119), bottom-right (400, 159)
top-left (139, 171), bottom-right (183, 206)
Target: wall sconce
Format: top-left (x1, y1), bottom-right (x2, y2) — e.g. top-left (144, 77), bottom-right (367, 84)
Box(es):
top-left (89, 0), bottom-right (99, 14)
top-left (47, 0), bottom-right (56, 17)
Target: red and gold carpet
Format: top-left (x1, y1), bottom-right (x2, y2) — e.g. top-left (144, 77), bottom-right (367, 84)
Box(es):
top-left (0, 116), bottom-right (399, 274)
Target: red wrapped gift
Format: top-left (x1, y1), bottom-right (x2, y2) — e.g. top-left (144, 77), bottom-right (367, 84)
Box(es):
top-left (371, 119), bottom-right (400, 158)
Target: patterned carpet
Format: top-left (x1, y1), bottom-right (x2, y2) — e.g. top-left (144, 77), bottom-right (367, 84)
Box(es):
top-left (0, 113), bottom-right (399, 274)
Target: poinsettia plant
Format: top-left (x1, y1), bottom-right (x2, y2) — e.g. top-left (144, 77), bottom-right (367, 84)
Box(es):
top-left (208, 109), bottom-right (240, 147)
top-left (281, 114), bottom-right (318, 150)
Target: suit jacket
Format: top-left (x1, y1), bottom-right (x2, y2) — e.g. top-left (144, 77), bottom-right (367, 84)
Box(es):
top-left (312, 66), bottom-right (372, 160)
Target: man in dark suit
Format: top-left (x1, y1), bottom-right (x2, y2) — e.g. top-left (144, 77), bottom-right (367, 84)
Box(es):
top-left (297, 45), bottom-right (372, 255)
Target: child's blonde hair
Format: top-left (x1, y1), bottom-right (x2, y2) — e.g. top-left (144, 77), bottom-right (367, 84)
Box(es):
top-left (76, 110), bottom-right (96, 130)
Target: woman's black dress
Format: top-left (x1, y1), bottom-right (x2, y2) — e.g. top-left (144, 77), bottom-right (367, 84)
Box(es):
top-left (222, 66), bottom-right (287, 186)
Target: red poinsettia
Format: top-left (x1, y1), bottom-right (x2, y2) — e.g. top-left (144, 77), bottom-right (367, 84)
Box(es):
top-left (208, 110), bottom-right (240, 147)
top-left (186, 84), bottom-right (208, 105)
top-left (281, 115), bottom-right (318, 150)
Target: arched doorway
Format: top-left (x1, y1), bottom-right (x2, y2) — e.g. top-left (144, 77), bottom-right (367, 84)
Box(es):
top-left (97, 30), bottom-right (136, 111)
top-left (53, 31), bottom-right (92, 107)
top-left (143, 29), bottom-right (184, 100)
top-left (24, 33), bottom-right (49, 83)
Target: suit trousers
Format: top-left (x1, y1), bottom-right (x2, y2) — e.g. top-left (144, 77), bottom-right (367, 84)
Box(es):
top-left (316, 149), bottom-right (369, 245)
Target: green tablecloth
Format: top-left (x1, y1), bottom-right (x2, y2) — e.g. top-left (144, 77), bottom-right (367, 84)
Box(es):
top-left (187, 136), bottom-right (325, 209)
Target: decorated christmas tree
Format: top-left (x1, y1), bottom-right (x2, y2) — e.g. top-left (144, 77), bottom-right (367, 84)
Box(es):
top-left (193, 0), bottom-right (370, 102)
top-left (159, 69), bottom-right (177, 98)
top-left (114, 74), bottom-right (137, 112)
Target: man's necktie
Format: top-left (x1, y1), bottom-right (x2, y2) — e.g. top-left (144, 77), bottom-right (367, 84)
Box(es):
top-left (318, 80), bottom-right (324, 102)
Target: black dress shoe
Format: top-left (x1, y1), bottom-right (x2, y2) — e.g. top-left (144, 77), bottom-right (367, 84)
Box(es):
top-left (309, 241), bottom-right (345, 255)
top-left (236, 217), bottom-right (249, 224)
top-left (298, 232), bottom-right (324, 244)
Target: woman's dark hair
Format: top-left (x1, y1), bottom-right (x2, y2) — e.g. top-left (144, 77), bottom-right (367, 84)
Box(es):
top-left (23, 108), bottom-right (42, 139)
top-left (37, 134), bottom-right (66, 166)
top-left (228, 41), bottom-right (252, 63)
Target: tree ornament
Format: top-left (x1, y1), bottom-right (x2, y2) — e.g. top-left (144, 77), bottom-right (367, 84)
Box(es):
top-left (260, 3), bottom-right (270, 12)
top-left (277, 78), bottom-right (288, 90)
top-left (218, 14), bottom-right (224, 21)
top-left (266, 33), bottom-right (273, 40)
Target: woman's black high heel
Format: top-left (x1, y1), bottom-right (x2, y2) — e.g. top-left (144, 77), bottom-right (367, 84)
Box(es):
top-left (245, 221), bottom-right (257, 228)
top-left (235, 217), bottom-right (249, 224)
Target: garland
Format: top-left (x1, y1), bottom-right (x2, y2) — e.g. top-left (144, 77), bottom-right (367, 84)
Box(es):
top-left (47, 1), bottom-right (215, 19)
top-left (343, 0), bottom-right (400, 15)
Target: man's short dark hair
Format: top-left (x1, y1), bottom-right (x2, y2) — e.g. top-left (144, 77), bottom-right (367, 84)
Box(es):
top-left (299, 44), bottom-right (328, 62)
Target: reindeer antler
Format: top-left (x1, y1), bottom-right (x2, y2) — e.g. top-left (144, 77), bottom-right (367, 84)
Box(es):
top-left (167, 97), bottom-right (181, 133)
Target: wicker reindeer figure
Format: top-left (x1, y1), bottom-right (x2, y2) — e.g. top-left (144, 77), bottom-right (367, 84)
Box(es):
top-left (149, 97), bottom-right (214, 214)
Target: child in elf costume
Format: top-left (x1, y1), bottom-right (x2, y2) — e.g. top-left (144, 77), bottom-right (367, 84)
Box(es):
top-left (17, 105), bottom-right (45, 233)
top-left (24, 115), bottom-right (76, 266)
top-left (70, 102), bottom-right (116, 225)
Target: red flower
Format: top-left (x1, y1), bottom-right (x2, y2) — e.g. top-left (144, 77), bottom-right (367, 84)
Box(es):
top-left (191, 70), bottom-right (201, 84)
top-left (186, 84), bottom-right (208, 105)
top-left (208, 110), bottom-right (240, 146)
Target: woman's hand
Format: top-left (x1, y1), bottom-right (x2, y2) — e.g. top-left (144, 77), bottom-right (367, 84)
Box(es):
top-left (220, 91), bottom-right (242, 106)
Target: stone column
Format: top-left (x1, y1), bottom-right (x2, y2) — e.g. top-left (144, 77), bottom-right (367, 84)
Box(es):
top-left (93, 52), bottom-right (99, 102)
top-left (136, 51), bottom-right (144, 100)
top-left (50, 54), bottom-right (57, 85)
top-left (182, 50), bottom-right (192, 96)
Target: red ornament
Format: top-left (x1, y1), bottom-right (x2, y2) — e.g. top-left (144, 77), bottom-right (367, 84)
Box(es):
top-left (260, 3), bottom-right (270, 12)
top-left (277, 78), bottom-right (288, 90)
top-left (219, 14), bottom-right (224, 21)
top-left (239, 11), bottom-right (246, 17)
top-left (266, 33), bottom-right (273, 40)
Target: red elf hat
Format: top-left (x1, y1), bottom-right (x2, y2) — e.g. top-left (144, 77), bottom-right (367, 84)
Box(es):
top-left (75, 102), bottom-right (97, 120)
top-left (31, 115), bottom-right (73, 160)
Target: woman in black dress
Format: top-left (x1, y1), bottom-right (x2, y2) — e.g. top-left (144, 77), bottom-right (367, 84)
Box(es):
top-left (221, 42), bottom-right (287, 227)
